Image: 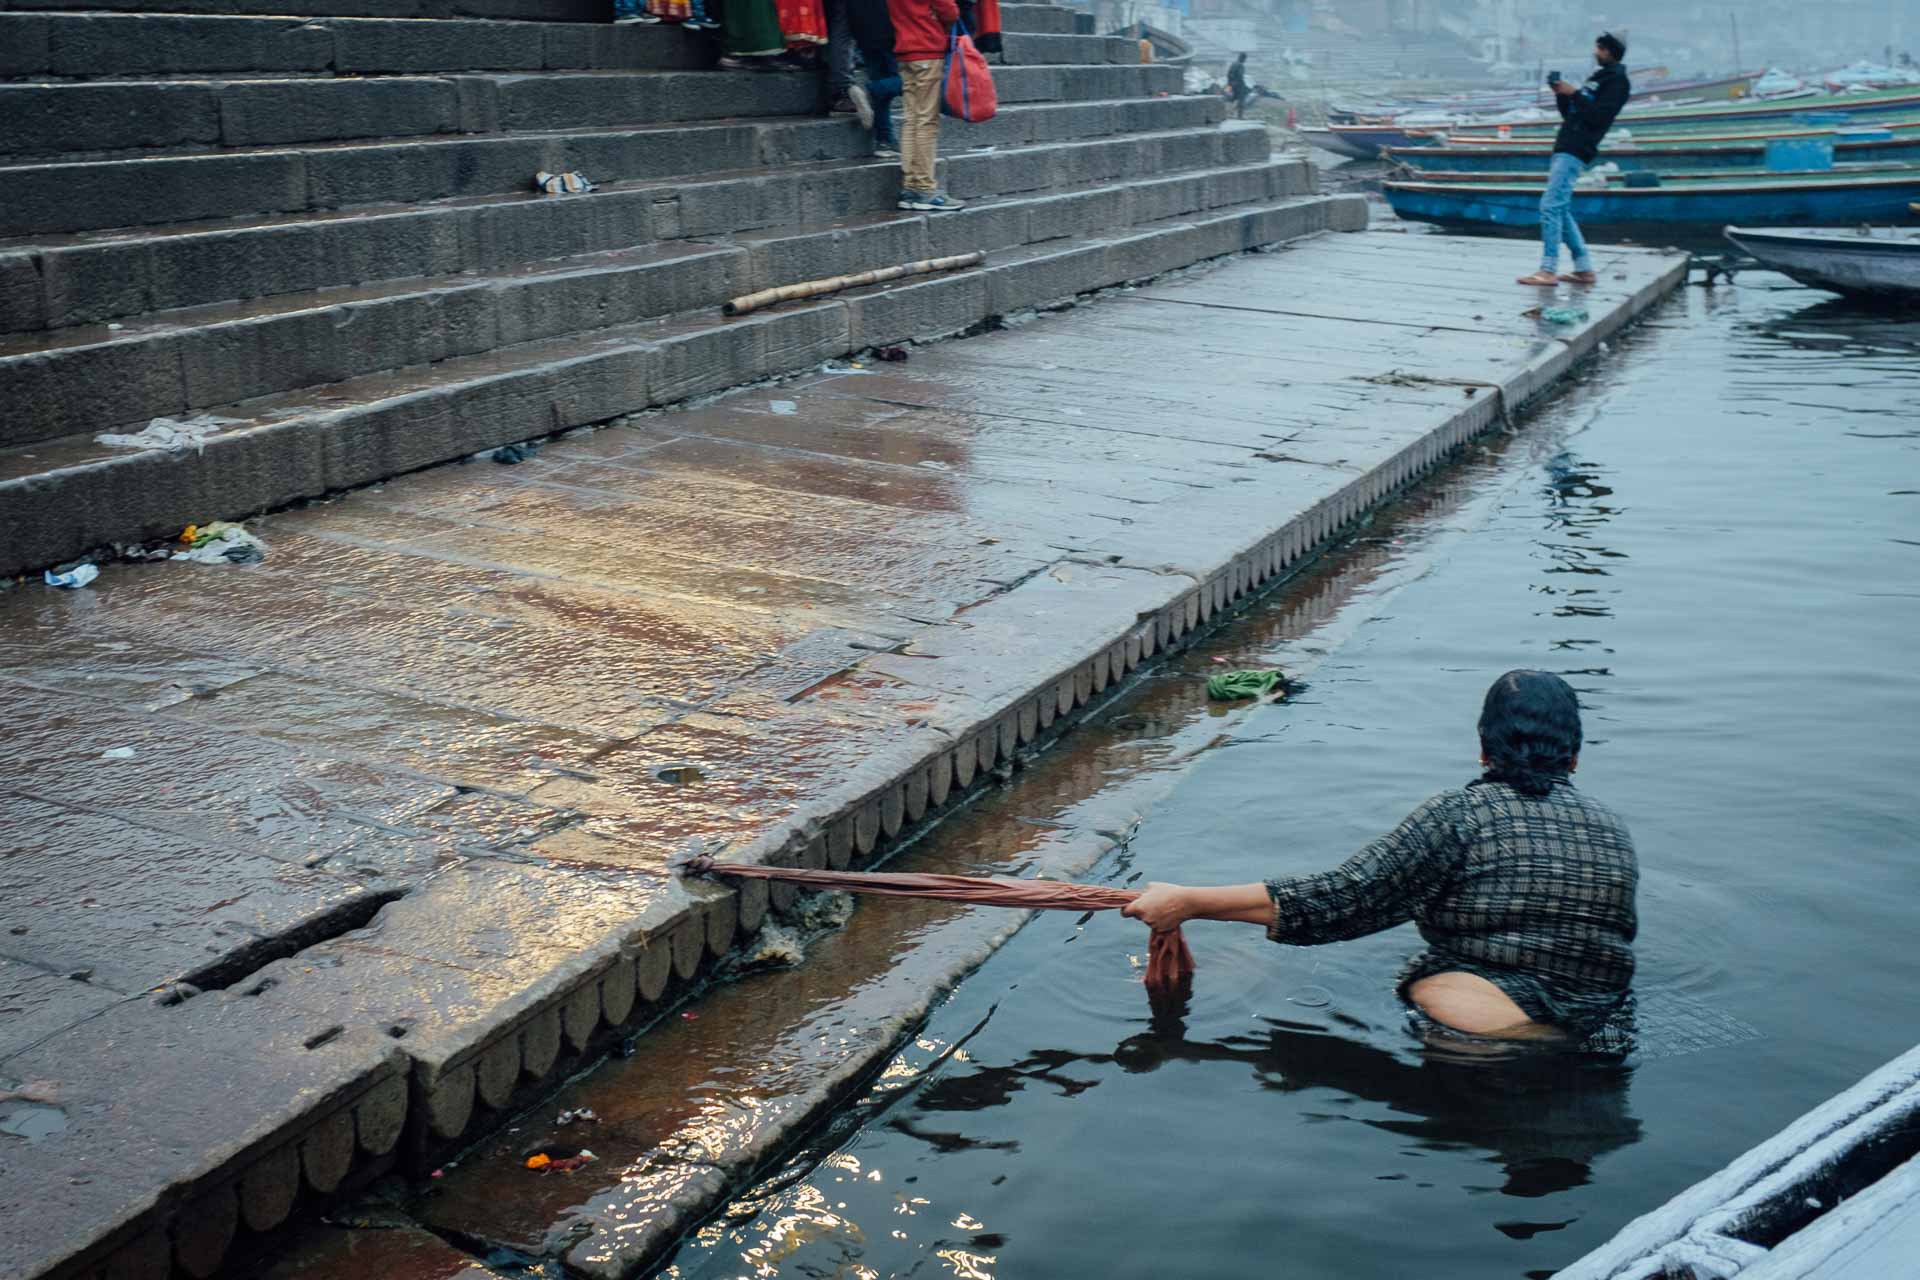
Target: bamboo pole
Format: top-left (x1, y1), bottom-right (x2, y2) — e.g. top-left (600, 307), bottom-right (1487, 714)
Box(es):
top-left (723, 252), bottom-right (987, 316)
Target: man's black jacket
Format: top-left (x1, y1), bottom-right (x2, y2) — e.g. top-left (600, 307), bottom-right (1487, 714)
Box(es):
top-left (1553, 62), bottom-right (1631, 163)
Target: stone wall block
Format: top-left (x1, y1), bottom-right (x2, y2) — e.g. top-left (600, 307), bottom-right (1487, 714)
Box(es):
top-left (929, 753), bottom-right (954, 807)
top-left (355, 1075), bottom-right (407, 1156)
top-left (171, 1182), bottom-right (237, 1280)
top-left (474, 1035), bottom-right (519, 1109)
top-left (826, 815), bottom-right (854, 870)
top-left (425, 1064), bottom-right (475, 1140)
top-left (636, 939), bottom-right (673, 1002)
top-left (601, 956), bottom-right (639, 1025)
top-left (880, 784), bottom-right (906, 839)
top-left (737, 877), bottom-right (769, 935)
top-left (563, 977), bottom-right (602, 1051)
top-left (904, 766), bottom-right (930, 822)
top-left (301, 1107), bottom-right (356, 1195)
top-left (952, 740), bottom-right (977, 789)
top-left (973, 728), bottom-right (997, 775)
top-left (102, 1229), bottom-right (169, 1280)
top-left (238, 1143), bottom-right (301, 1233)
top-left (670, 915), bottom-right (704, 981)
top-left (520, 1006), bottom-right (562, 1082)
top-left (703, 894), bottom-right (737, 958)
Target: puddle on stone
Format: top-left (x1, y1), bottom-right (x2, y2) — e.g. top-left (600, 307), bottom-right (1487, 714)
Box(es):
top-left (0, 1101), bottom-right (70, 1142)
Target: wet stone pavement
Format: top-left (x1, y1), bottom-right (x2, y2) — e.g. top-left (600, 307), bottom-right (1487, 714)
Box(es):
top-left (0, 231), bottom-right (1684, 1280)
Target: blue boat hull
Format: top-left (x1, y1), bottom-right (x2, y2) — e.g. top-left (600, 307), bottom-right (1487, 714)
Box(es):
top-left (1392, 137), bottom-right (1920, 173)
top-left (1384, 178), bottom-right (1920, 228)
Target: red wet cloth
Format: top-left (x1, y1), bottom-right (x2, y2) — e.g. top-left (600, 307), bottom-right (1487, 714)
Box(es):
top-left (685, 858), bottom-right (1195, 993)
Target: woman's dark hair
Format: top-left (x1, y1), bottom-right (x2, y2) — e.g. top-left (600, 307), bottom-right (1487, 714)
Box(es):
top-left (1596, 31), bottom-right (1627, 61)
top-left (1475, 670), bottom-right (1582, 798)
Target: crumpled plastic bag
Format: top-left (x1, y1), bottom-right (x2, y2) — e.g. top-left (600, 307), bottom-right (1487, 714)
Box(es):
top-left (535, 170), bottom-right (596, 195)
top-left (95, 415), bottom-right (239, 454)
top-left (171, 520), bottom-right (268, 566)
top-left (44, 564), bottom-right (100, 589)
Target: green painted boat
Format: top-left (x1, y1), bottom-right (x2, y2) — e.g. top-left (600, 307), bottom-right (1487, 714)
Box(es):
top-left (1384, 167), bottom-right (1920, 230)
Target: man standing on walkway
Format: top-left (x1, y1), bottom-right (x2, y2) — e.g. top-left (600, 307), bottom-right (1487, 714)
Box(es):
top-left (890, 0), bottom-right (965, 211)
top-left (1227, 52), bottom-right (1250, 119)
top-left (1518, 32), bottom-right (1629, 287)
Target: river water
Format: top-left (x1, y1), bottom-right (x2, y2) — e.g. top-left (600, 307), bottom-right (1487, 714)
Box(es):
top-left (651, 274), bottom-right (1920, 1278)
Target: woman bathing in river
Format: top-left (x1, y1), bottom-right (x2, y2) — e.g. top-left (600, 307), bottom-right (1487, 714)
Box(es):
top-left (1123, 670), bottom-right (1638, 1041)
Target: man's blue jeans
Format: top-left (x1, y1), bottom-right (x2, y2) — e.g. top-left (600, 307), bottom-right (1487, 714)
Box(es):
top-left (1540, 151), bottom-right (1593, 274)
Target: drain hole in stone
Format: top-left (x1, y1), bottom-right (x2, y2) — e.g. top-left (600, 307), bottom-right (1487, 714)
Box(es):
top-left (654, 764), bottom-right (703, 785)
top-left (304, 1026), bottom-right (344, 1051)
top-left (386, 1022), bottom-right (412, 1040)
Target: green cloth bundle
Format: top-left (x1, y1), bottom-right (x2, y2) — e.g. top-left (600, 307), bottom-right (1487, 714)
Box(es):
top-left (1205, 669), bottom-right (1288, 701)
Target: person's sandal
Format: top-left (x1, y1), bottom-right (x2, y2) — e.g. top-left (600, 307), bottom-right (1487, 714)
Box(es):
top-left (1515, 270), bottom-right (1561, 286)
top-left (1558, 270), bottom-right (1598, 285)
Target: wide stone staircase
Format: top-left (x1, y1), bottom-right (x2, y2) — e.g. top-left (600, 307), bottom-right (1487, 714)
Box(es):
top-left (0, 0), bottom-right (1363, 578)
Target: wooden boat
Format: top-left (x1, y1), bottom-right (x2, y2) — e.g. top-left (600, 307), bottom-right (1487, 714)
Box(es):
top-left (1436, 113), bottom-right (1920, 149)
top-left (1446, 84), bottom-right (1920, 138)
top-left (1315, 86), bottom-right (1920, 161)
top-left (1383, 169), bottom-right (1920, 229)
top-left (1386, 132), bottom-right (1920, 174)
top-left (1724, 225), bottom-right (1920, 300)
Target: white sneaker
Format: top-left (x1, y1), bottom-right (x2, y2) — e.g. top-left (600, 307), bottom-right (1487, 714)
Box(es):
top-left (848, 83), bottom-right (875, 130)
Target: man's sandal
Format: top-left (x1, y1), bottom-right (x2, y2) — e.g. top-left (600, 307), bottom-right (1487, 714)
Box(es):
top-left (1515, 270), bottom-right (1560, 286)
top-left (1558, 271), bottom-right (1598, 285)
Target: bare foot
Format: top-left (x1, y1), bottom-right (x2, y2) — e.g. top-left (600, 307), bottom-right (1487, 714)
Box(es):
top-left (1515, 270), bottom-right (1560, 286)
top-left (1559, 270), bottom-right (1598, 285)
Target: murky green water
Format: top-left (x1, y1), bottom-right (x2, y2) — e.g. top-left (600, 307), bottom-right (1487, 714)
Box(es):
top-left (656, 276), bottom-right (1920, 1278)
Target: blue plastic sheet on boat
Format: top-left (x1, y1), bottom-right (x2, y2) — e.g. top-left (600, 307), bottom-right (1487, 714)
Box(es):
top-left (1766, 136), bottom-right (1835, 172)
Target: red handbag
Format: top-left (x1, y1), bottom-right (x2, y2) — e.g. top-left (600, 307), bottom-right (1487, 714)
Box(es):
top-left (942, 23), bottom-right (998, 123)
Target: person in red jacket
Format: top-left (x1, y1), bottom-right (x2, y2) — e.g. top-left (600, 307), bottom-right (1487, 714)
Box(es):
top-left (888, 0), bottom-right (964, 211)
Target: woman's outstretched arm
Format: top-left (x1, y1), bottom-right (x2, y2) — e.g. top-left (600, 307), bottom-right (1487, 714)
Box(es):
top-left (1120, 792), bottom-right (1467, 941)
top-left (1122, 882), bottom-right (1271, 930)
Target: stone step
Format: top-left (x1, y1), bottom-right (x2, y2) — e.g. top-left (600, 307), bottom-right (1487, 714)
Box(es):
top-left (0, 15), bottom-right (1129, 80)
top-left (4, 121), bottom-right (1269, 332)
top-left (0, 192), bottom-right (1364, 576)
top-left (0, 0), bottom-right (606, 21)
top-left (0, 10), bottom-right (716, 78)
top-left (0, 91), bottom-right (1224, 236)
top-left (1001, 3), bottom-right (1078, 35)
top-left (0, 61), bottom-right (1180, 160)
top-left (0, 154), bottom-right (1311, 447)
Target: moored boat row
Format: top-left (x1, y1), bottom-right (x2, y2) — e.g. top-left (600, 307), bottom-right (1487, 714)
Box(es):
top-left (1308, 84), bottom-right (1920, 159)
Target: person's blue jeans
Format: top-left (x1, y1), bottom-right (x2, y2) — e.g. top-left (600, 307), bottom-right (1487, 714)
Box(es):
top-left (1539, 151), bottom-right (1593, 274)
top-left (868, 72), bottom-right (900, 148)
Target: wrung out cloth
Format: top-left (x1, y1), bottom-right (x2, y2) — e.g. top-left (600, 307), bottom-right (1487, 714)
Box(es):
top-left (681, 857), bottom-right (1195, 994)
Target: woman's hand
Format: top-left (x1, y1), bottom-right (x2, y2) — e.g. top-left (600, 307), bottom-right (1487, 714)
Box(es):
top-left (1122, 882), bottom-right (1194, 932)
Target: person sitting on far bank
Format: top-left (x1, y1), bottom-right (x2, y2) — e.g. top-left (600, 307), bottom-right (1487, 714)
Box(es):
top-left (888, 0), bottom-right (964, 211)
top-left (1518, 32), bottom-right (1630, 288)
top-left (1122, 670), bottom-right (1639, 1041)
